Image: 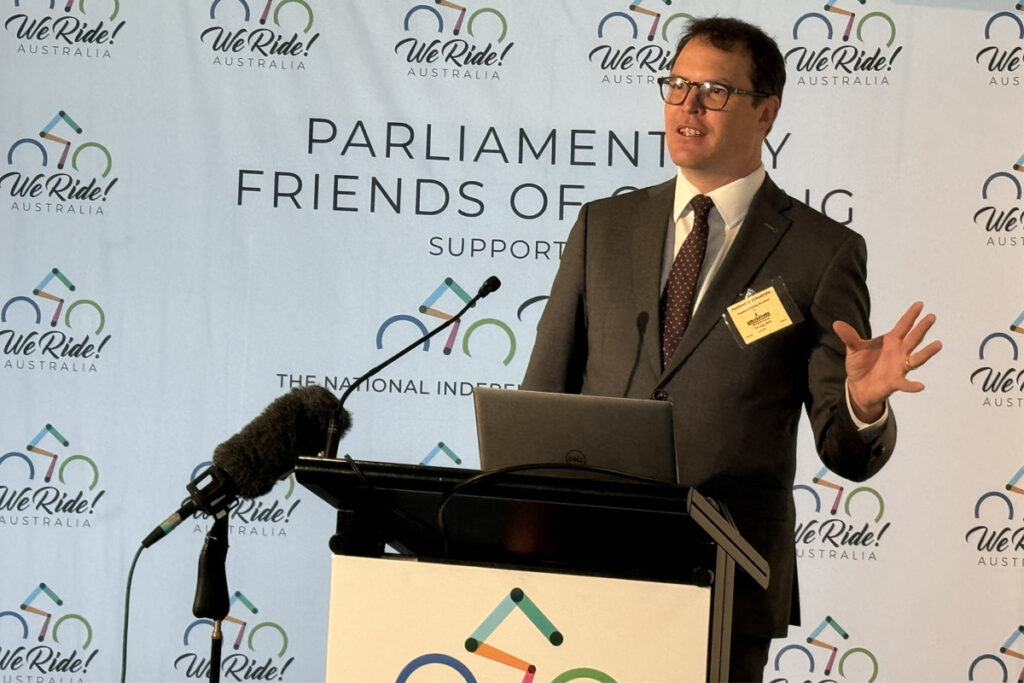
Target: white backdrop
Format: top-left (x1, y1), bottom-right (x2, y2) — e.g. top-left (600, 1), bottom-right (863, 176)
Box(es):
top-left (2, 1), bottom-right (1023, 681)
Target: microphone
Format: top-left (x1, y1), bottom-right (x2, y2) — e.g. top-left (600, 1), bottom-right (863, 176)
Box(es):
top-left (141, 385), bottom-right (343, 548)
top-left (321, 275), bottom-right (502, 460)
top-left (623, 311), bottom-right (649, 398)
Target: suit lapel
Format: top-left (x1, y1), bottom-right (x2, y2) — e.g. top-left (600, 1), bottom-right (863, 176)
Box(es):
top-left (661, 176), bottom-right (793, 377)
top-left (631, 179), bottom-right (675, 378)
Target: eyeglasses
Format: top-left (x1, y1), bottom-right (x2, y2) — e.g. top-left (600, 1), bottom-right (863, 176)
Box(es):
top-left (657, 75), bottom-right (771, 110)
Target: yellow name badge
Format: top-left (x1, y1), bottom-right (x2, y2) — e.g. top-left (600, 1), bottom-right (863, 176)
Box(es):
top-left (726, 286), bottom-right (793, 344)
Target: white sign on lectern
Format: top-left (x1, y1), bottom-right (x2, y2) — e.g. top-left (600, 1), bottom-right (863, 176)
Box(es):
top-left (325, 554), bottom-right (710, 682)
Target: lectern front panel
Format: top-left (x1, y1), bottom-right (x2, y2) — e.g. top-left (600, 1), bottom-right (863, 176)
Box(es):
top-left (325, 555), bottom-right (711, 682)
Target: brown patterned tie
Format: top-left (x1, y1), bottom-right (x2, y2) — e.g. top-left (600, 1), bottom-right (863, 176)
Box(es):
top-left (660, 194), bottom-right (713, 367)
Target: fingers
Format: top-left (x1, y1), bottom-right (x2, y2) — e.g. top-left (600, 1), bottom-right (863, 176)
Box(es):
top-left (832, 319), bottom-right (867, 349)
top-left (890, 300), bottom-right (925, 339)
top-left (903, 311), bottom-right (937, 351)
top-left (907, 339), bottom-right (943, 370)
top-left (900, 379), bottom-right (926, 393)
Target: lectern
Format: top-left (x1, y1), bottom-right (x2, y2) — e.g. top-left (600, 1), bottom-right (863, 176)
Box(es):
top-left (295, 457), bottom-right (768, 682)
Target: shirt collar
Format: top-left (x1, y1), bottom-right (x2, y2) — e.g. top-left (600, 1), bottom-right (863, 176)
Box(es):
top-left (672, 165), bottom-right (766, 228)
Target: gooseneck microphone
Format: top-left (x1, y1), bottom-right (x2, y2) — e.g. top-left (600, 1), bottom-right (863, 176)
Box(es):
top-left (321, 275), bottom-right (502, 460)
top-left (141, 385), bottom-right (344, 548)
top-left (623, 311), bottom-right (649, 398)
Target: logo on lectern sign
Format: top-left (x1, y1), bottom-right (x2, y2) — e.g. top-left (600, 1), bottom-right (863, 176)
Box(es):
top-left (3, 111), bottom-right (119, 216)
top-left (174, 590), bottom-right (294, 681)
top-left (968, 624), bottom-right (1024, 682)
top-left (793, 467), bottom-right (890, 562)
top-left (395, 1), bottom-right (514, 81)
top-left (1, 268), bottom-right (113, 374)
top-left (187, 461), bottom-right (303, 540)
top-left (0, 422), bottom-right (106, 530)
top-left (769, 615), bottom-right (879, 683)
top-left (966, 465), bottom-right (1024, 568)
top-left (969, 311), bottom-right (1024, 408)
top-left (974, 154), bottom-right (1024, 248)
top-left (0, 582), bottom-right (100, 681)
top-left (784, 1), bottom-right (903, 88)
top-left (975, 4), bottom-right (1024, 87)
top-left (587, 0), bottom-right (688, 87)
top-left (397, 587), bottom-right (617, 682)
top-left (200, 0), bottom-right (322, 71)
top-left (3, 0), bottom-right (126, 60)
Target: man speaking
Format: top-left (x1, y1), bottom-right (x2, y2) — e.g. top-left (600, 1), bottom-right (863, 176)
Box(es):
top-left (521, 17), bottom-right (941, 681)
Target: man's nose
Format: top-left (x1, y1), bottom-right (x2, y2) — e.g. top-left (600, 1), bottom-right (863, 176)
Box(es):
top-left (677, 85), bottom-right (703, 112)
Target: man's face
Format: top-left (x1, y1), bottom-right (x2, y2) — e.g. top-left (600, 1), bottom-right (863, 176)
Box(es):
top-left (663, 37), bottom-right (779, 191)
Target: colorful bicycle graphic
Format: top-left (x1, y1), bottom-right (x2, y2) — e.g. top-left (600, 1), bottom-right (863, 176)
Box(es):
top-left (420, 441), bottom-right (462, 466)
top-left (396, 587), bottom-right (616, 682)
top-left (793, 467), bottom-right (884, 522)
top-left (1, 268), bottom-right (106, 335)
top-left (968, 625), bottom-right (1024, 682)
top-left (597, 1), bottom-right (689, 42)
top-left (183, 591), bottom-right (288, 658)
top-left (12, 0), bottom-right (120, 20)
top-left (7, 111), bottom-right (113, 179)
top-left (0, 583), bottom-right (93, 650)
top-left (982, 153), bottom-right (1024, 202)
top-left (984, 7), bottom-right (1024, 40)
top-left (403, 2), bottom-right (508, 42)
top-left (973, 465), bottom-right (1024, 522)
top-left (0, 423), bottom-right (99, 489)
top-left (209, 0), bottom-right (314, 32)
top-left (771, 616), bottom-right (877, 682)
top-left (793, 1), bottom-right (896, 47)
top-left (376, 277), bottom-right (518, 366)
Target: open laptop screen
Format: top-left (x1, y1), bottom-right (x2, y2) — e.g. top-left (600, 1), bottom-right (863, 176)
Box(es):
top-left (473, 387), bottom-right (678, 483)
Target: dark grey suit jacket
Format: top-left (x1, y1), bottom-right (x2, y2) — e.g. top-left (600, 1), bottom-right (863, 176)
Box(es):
top-left (521, 175), bottom-right (896, 638)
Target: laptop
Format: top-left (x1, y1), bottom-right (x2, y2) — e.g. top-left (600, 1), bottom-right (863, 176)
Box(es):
top-left (472, 387), bottom-right (678, 483)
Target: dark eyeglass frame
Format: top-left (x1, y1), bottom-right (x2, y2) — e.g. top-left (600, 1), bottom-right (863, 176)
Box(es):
top-left (657, 75), bottom-right (772, 110)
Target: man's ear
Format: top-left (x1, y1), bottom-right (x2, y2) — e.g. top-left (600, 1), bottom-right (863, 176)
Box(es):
top-left (760, 95), bottom-right (781, 135)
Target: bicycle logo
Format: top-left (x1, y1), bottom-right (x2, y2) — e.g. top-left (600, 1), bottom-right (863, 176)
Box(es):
top-left (403, 1), bottom-right (508, 43)
top-left (397, 587), bottom-right (615, 682)
top-left (969, 625), bottom-right (1024, 682)
top-left (794, 467), bottom-right (884, 522)
top-left (0, 423), bottom-right (100, 489)
top-left (183, 591), bottom-right (289, 658)
top-left (420, 441), bottom-right (462, 465)
top-left (209, 0), bottom-right (314, 33)
top-left (975, 309), bottom-right (1024, 367)
top-left (1, 268), bottom-right (106, 335)
top-left (770, 616), bottom-right (878, 682)
top-left (7, 111), bottom-right (113, 178)
top-left (984, 7), bottom-right (1024, 40)
top-left (597, 1), bottom-right (689, 43)
top-left (974, 466), bottom-right (1024, 522)
top-left (12, 0), bottom-right (121, 20)
top-left (981, 155), bottom-right (1024, 201)
top-left (793, 1), bottom-right (896, 47)
top-left (0, 583), bottom-right (93, 651)
top-left (376, 277), bottom-right (524, 366)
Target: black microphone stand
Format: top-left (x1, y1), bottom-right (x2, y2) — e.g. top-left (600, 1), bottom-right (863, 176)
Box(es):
top-left (192, 514), bottom-right (230, 683)
top-left (321, 276), bottom-right (501, 460)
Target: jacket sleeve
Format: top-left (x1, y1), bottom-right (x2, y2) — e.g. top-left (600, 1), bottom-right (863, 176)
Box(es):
top-left (521, 203), bottom-right (591, 394)
top-left (806, 230), bottom-right (897, 482)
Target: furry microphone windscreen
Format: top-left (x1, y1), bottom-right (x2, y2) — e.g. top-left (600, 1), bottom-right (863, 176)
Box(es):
top-left (211, 386), bottom-right (349, 499)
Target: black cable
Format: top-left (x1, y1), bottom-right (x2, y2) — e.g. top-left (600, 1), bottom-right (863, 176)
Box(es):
top-left (119, 544), bottom-right (145, 683)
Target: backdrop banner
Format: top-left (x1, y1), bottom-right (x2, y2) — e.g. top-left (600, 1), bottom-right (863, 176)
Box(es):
top-left (2, 1), bottom-right (1022, 681)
